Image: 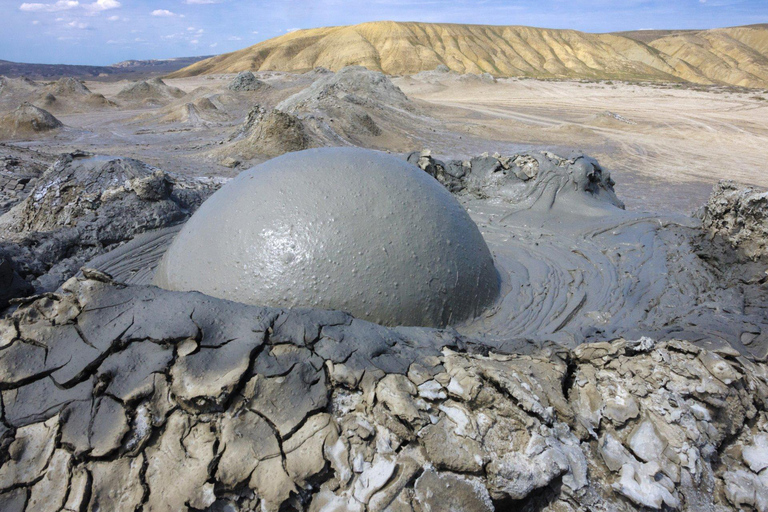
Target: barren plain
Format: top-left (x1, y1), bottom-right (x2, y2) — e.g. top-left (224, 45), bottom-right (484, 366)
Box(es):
top-left (5, 72), bottom-right (767, 214)
top-left (3, 62), bottom-right (768, 511)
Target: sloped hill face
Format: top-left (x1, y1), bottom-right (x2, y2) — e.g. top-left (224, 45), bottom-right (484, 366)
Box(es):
top-left (649, 26), bottom-right (768, 88)
top-left (170, 22), bottom-right (682, 81)
top-left (169, 21), bottom-right (768, 88)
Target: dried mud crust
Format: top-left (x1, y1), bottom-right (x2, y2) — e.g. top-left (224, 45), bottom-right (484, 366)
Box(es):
top-left (0, 153), bottom-right (222, 299)
top-left (0, 276), bottom-right (767, 511)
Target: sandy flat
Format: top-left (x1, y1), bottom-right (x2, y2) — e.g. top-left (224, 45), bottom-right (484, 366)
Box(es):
top-left (394, 77), bottom-right (768, 213)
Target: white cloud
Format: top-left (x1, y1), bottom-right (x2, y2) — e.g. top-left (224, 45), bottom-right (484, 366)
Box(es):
top-left (107, 14), bottom-right (118, 20)
top-left (185, 0), bottom-right (222, 3)
top-left (286, 27), bottom-right (300, 33)
top-left (252, 30), bottom-right (258, 34)
top-left (187, 26), bottom-right (195, 31)
top-left (210, 42), bottom-right (218, 47)
top-left (151, 9), bottom-right (177, 16)
top-left (83, 0), bottom-right (120, 12)
top-left (31, 19), bottom-right (40, 24)
top-left (19, 0), bottom-right (79, 12)
top-left (190, 39), bottom-right (199, 44)
top-left (228, 35), bottom-right (241, 40)
top-left (66, 20), bottom-right (90, 28)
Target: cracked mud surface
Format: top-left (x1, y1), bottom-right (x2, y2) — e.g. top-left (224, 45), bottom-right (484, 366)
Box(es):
top-left (1, 275), bottom-right (767, 511)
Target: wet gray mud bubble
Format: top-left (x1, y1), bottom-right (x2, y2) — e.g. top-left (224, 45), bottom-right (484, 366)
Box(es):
top-left (153, 147), bottom-right (500, 328)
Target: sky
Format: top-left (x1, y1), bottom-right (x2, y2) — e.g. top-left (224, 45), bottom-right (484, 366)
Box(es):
top-left (0, 0), bottom-right (767, 66)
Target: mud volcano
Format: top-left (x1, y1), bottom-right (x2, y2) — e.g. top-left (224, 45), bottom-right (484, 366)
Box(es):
top-left (153, 147), bottom-right (499, 327)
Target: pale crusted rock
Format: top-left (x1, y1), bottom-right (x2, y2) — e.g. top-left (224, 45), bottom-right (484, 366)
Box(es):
top-left (62, 467), bottom-right (89, 512)
top-left (352, 455), bottom-right (397, 504)
top-left (144, 412), bottom-right (216, 511)
top-left (376, 374), bottom-right (427, 426)
top-left (88, 454), bottom-right (145, 511)
top-left (612, 461), bottom-right (680, 509)
top-left (26, 449), bottom-right (71, 512)
top-left (171, 335), bottom-right (263, 412)
top-left (246, 361), bottom-right (328, 438)
top-left (249, 454), bottom-right (297, 512)
top-left (413, 468), bottom-right (493, 512)
top-left (367, 447), bottom-right (423, 510)
top-left (743, 433), bottom-right (768, 472)
top-left (0, 280), bottom-right (766, 512)
top-left (723, 469), bottom-right (768, 512)
top-left (308, 489), bottom-right (364, 512)
top-left (486, 432), bottom-right (570, 500)
top-left (627, 419), bottom-right (667, 462)
top-left (0, 416), bottom-right (57, 490)
top-left (420, 416), bottom-right (484, 473)
top-left (284, 413), bottom-right (338, 484)
top-left (217, 409), bottom-right (278, 487)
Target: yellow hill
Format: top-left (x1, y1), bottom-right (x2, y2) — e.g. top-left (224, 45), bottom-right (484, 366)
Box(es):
top-left (168, 21), bottom-right (768, 88)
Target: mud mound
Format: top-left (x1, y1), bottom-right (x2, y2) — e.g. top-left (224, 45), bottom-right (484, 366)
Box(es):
top-left (43, 77), bottom-right (90, 97)
top-left (0, 145), bottom-right (54, 218)
top-left (161, 102), bottom-right (225, 125)
top-left (223, 104), bottom-right (313, 159)
top-left (0, 103), bottom-right (63, 139)
top-left (0, 76), bottom-right (39, 97)
top-left (83, 92), bottom-right (116, 108)
top-left (192, 96), bottom-right (218, 111)
top-left (279, 65), bottom-right (411, 113)
top-left (131, 95), bottom-right (227, 127)
top-left (410, 150), bottom-right (624, 212)
top-left (154, 148), bottom-right (499, 328)
top-left (274, 66), bottom-right (417, 146)
top-left (700, 180), bottom-right (768, 261)
top-left (0, 153), bottom-right (221, 294)
top-left (37, 93), bottom-right (56, 108)
top-left (115, 77), bottom-right (186, 103)
top-left (227, 70), bottom-right (270, 91)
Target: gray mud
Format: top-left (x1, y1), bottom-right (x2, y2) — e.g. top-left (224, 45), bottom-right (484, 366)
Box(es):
top-left (71, 148), bottom-right (768, 361)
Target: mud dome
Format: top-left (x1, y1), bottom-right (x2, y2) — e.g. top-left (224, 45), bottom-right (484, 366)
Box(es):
top-left (152, 148), bottom-right (499, 328)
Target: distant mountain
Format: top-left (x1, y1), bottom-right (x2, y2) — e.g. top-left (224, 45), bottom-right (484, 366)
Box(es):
top-left (0, 56), bottom-right (214, 81)
top-left (169, 21), bottom-right (768, 88)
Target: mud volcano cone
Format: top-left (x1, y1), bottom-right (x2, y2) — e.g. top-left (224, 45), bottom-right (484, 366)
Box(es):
top-left (153, 147), bottom-right (499, 327)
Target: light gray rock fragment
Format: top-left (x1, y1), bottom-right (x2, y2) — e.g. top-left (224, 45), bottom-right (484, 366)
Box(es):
top-left (413, 468), bottom-right (494, 512)
top-left (0, 416), bottom-right (57, 490)
top-left (27, 449), bottom-right (71, 512)
top-left (144, 412), bottom-right (216, 511)
top-left (246, 361), bottom-right (328, 438)
top-left (88, 454), bottom-right (145, 512)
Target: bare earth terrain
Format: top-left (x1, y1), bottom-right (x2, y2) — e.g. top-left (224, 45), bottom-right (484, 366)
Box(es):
top-left (3, 71), bottom-right (766, 214)
top-left (393, 76), bottom-right (768, 213)
top-left (3, 66), bottom-right (768, 512)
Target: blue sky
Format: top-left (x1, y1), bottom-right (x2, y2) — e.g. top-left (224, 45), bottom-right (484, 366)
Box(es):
top-left (1, 0), bottom-right (767, 65)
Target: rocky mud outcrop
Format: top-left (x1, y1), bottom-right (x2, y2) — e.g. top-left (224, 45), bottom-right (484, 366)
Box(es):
top-left (0, 275), bottom-right (766, 511)
top-left (275, 66), bottom-right (418, 147)
top-left (223, 104), bottom-right (314, 159)
top-left (0, 103), bottom-right (62, 140)
top-left (1, 146), bottom-right (768, 510)
top-left (0, 153), bottom-right (222, 299)
top-left (115, 78), bottom-right (186, 105)
top-left (700, 180), bottom-right (768, 261)
top-left (228, 71), bottom-right (270, 92)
